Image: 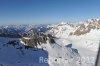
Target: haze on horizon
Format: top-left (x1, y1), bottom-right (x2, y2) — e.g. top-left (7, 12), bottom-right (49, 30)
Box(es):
top-left (0, 0), bottom-right (100, 25)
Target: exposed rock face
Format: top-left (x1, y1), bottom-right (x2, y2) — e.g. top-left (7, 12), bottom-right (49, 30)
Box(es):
top-left (71, 19), bottom-right (100, 36)
top-left (21, 28), bottom-right (56, 48)
top-left (73, 24), bottom-right (91, 35)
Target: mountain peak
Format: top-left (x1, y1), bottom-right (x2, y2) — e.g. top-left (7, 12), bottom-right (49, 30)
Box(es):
top-left (60, 22), bottom-right (67, 25)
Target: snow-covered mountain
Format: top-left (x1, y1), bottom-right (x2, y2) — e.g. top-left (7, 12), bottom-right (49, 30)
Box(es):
top-left (48, 19), bottom-right (100, 51)
top-left (48, 19), bottom-right (100, 37)
top-left (46, 19), bottom-right (100, 66)
top-left (0, 19), bottom-right (100, 66)
top-left (48, 22), bottom-right (75, 38)
top-left (71, 19), bottom-right (100, 36)
top-left (0, 37), bottom-right (80, 66)
top-left (0, 24), bottom-right (50, 38)
top-left (0, 24), bottom-right (50, 33)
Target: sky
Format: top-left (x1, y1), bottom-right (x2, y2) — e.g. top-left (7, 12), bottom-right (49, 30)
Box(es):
top-left (0, 0), bottom-right (100, 25)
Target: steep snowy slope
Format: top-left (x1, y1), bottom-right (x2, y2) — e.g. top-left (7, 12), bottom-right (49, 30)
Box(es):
top-left (47, 19), bottom-right (100, 66)
top-left (41, 42), bottom-right (80, 66)
top-left (0, 38), bottom-right (49, 66)
top-left (0, 37), bottom-right (80, 66)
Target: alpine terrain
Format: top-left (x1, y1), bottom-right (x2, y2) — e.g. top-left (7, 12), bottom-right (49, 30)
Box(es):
top-left (0, 19), bottom-right (100, 66)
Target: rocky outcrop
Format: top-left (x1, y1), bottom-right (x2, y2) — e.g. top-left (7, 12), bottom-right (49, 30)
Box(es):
top-left (70, 19), bottom-right (100, 36)
top-left (21, 28), bottom-right (56, 48)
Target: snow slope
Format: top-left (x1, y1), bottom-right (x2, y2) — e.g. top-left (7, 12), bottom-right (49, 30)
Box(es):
top-left (0, 38), bottom-right (49, 66)
top-left (47, 19), bottom-right (100, 66)
top-left (0, 37), bottom-right (80, 66)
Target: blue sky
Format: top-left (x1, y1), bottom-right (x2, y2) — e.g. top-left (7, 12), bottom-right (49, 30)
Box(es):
top-left (0, 0), bottom-right (100, 25)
